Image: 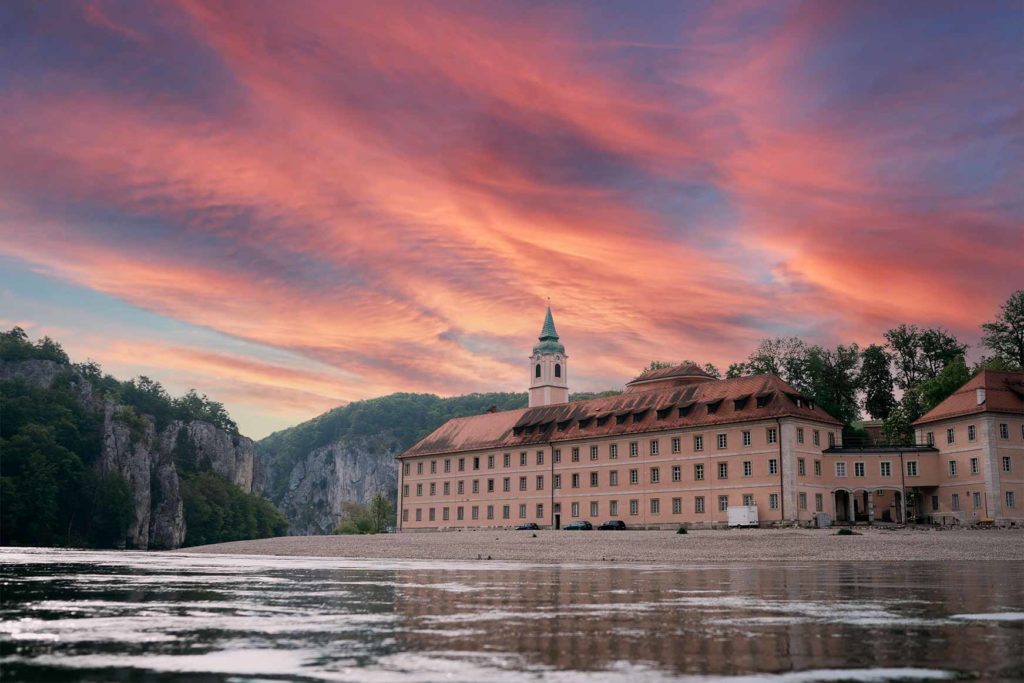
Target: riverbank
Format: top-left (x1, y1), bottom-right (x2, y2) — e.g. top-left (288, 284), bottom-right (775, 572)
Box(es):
top-left (184, 526), bottom-right (1024, 562)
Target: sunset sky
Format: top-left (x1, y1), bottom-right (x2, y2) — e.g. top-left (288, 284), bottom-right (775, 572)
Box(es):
top-left (1, 1), bottom-right (1021, 438)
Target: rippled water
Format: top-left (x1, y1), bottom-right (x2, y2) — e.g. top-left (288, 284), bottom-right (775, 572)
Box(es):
top-left (2, 549), bottom-right (1023, 681)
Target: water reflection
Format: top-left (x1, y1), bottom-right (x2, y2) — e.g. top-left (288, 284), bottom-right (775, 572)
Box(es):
top-left (1, 549), bottom-right (1022, 681)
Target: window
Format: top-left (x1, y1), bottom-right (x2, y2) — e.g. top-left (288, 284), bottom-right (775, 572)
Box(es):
top-left (694, 435), bottom-right (704, 451)
top-left (672, 465), bottom-right (681, 482)
top-left (717, 433), bottom-right (728, 449)
top-left (813, 430), bottom-right (820, 446)
top-left (444, 459), bottom-right (451, 473)
top-left (416, 508), bottom-right (422, 521)
top-left (650, 440), bottom-right (659, 455)
top-left (798, 458), bottom-right (806, 476)
top-left (949, 460), bottom-right (957, 477)
top-left (571, 447), bottom-right (580, 462)
top-left (502, 505), bottom-right (510, 520)
top-left (931, 495), bottom-right (939, 512)
top-left (457, 481), bottom-right (465, 495)
top-left (609, 470), bottom-right (619, 486)
top-left (519, 504), bottom-right (527, 519)
top-left (503, 453), bottom-right (510, 467)
top-left (535, 363), bottom-right (541, 378)
top-left (553, 474), bottom-right (562, 489)
top-left (403, 484), bottom-right (409, 498)
top-left (609, 500), bottom-right (618, 516)
top-left (695, 496), bottom-right (706, 513)
top-left (671, 437), bottom-right (681, 453)
top-left (718, 495), bottom-right (729, 512)
top-left (590, 472), bottom-right (599, 487)
top-left (947, 428), bottom-right (955, 444)
top-left (554, 363), bottom-right (561, 378)
top-left (650, 467), bottom-right (660, 483)
top-left (609, 444), bottom-right (618, 459)
top-left (769, 494), bottom-right (779, 510)
top-left (815, 493), bottom-right (823, 512)
top-left (797, 427), bottom-right (805, 444)
top-left (973, 492), bottom-right (982, 509)
top-left (457, 506), bottom-right (464, 521)
top-left (926, 431), bottom-right (934, 446)
top-left (459, 458), bottom-right (466, 472)
top-left (590, 501), bottom-right (599, 517)
top-left (520, 452), bottom-right (527, 466)
top-left (743, 461), bottom-right (753, 477)
top-left (814, 460), bottom-right (822, 477)
top-left (970, 457), bottom-right (979, 474)
top-left (999, 423), bottom-right (1009, 439)
top-left (487, 455), bottom-right (494, 469)
top-left (767, 428), bottom-right (777, 445)
top-left (590, 445), bottom-right (599, 460)
top-left (571, 473), bottom-right (580, 488)
top-left (742, 430), bottom-right (751, 446)
top-left (798, 492), bottom-right (807, 510)
top-left (836, 462), bottom-right (847, 477)
top-left (473, 457), bottom-right (480, 470)
top-left (718, 462), bottom-right (728, 479)
top-left (488, 479), bottom-right (495, 493)
top-left (1003, 456), bottom-right (1012, 472)
top-left (443, 507), bottom-right (450, 521)
top-left (416, 483), bottom-right (423, 496)
top-left (503, 477), bottom-right (511, 493)
top-left (743, 494), bottom-right (754, 506)
top-left (650, 498), bottom-right (660, 514)
top-left (536, 475), bottom-right (544, 490)
top-left (951, 494), bottom-right (960, 511)
top-left (472, 480), bottom-right (480, 494)
top-left (429, 482), bottom-right (436, 496)
top-left (907, 461), bottom-right (918, 477)
top-left (553, 449), bottom-right (561, 464)
top-left (537, 504), bottom-right (544, 518)
top-left (443, 482), bottom-right (450, 495)
top-left (629, 499), bottom-right (639, 516)
top-left (537, 450), bottom-right (544, 465)
top-left (1007, 491), bottom-right (1016, 508)
top-left (630, 442), bottom-right (639, 457)
top-left (672, 497), bottom-right (682, 514)
top-left (968, 425), bottom-right (976, 441)
top-left (417, 462), bottom-right (424, 475)
top-left (769, 459), bottom-right (778, 475)
top-left (828, 432), bottom-right (835, 447)
top-left (694, 463), bottom-right (705, 481)
top-left (403, 463), bottom-right (410, 476)
top-left (571, 502), bottom-right (580, 517)
top-left (854, 462), bottom-right (865, 478)
top-left (629, 469), bottom-right (639, 485)
top-left (880, 461), bottom-right (892, 477)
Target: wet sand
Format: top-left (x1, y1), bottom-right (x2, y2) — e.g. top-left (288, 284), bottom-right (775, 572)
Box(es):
top-left (184, 527), bottom-right (1024, 562)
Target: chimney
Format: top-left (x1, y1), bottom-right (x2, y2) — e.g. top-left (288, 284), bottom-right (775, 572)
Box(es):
top-left (976, 387), bottom-right (986, 405)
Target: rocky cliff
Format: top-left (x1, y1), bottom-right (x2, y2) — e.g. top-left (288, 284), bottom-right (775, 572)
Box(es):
top-left (1, 359), bottom-right (259, 549)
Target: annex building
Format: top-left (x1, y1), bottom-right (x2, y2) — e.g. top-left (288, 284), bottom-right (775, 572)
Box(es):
top-left (397, 310), bottom-right (1024, 530)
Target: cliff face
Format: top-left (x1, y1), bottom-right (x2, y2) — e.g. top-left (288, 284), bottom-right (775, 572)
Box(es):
top-left (259, 434), bottom-right (400, 535)
top-left (1, 359), bottom-right (258, 549)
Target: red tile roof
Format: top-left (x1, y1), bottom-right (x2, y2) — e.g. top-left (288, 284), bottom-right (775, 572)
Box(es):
top-left (913, 370), bottom-right (1024, 426)
top-left (401, 374), bottom-right (841, 458)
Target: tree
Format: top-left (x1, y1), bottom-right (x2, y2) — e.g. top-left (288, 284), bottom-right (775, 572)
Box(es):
top-left (368, 491), bottom-right (394, 533)
top-left (884, 324), bottom-right (967, 390)
top-left (918, 355), bottom-right (971, 415)
top-left (803, 344), bottom-right (862, 427)
top-left (981, 289), bottom-right (1024, 369)
top-left (860, 344), bottom-right (896, 420)
top-left (731, 337), bottom-right (810, 391)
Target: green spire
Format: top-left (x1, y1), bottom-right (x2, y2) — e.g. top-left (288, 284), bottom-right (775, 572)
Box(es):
top-left (533, 306), bottom-right (565, 355)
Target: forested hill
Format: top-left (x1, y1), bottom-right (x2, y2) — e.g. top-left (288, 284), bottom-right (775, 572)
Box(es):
top-left (256, 390), bottom-right (618, 535)
top-left (0, 328), bottom-right (287, 549)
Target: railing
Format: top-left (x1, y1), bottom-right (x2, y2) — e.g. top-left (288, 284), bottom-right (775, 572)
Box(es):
top-left (832, 435), bottom-right (935, 449)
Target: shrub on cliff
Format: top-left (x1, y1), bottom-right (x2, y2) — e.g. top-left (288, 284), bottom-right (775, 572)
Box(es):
top-left (181, 472), bottom-right (288, 546)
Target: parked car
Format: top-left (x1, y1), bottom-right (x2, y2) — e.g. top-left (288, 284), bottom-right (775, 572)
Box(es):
top-left (563, 521), bottom-right (593, 530)
top-left (515, 523), bottom-right (540, 530)
top-left (597, 520), bottom-right (627, 530)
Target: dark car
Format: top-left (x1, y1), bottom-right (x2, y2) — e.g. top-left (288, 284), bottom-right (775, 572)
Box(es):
top-left (563, 521), bottom-right (593, 530)
top-left (597, 520), bottom-right (627, 530)
top-left (515, 523), bottom-right (540, 530)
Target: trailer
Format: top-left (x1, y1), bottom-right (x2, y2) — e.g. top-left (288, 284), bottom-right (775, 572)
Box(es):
top-left (727, 505), bottom-right (758, 527)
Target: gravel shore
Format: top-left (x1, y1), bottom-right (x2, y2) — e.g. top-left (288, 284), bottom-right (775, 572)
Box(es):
top-left (184, 527), bottom-right (1023, 562)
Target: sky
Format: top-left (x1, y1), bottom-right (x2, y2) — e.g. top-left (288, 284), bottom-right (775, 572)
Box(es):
top-left (1, 1), bottom-right (1021, 438)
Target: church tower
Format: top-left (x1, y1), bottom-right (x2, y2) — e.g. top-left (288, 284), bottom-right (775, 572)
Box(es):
top-left (529, 307), bottom-right (568, 407)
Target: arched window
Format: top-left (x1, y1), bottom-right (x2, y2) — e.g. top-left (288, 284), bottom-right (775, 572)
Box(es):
top-left (535, 364), bottom-right (541, 378)
top-left (554, 363), bottom-right (561, 378)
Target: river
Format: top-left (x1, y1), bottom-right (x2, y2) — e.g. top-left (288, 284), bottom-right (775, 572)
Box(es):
top-left (1, 549), bottom-right (1022, 681)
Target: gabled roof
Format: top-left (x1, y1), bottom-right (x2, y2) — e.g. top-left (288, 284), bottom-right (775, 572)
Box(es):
top-left (401, 374), bottom-right (841, 458)
top-left (913, 370), bottom-right (1024, 426)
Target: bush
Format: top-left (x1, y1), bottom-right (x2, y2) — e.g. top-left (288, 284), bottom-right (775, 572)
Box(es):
top-left (836, 527), bottom-right (854, 536)
top-left (333, 493), bottom-right (394, 535)
top-left (676, 527), bottom-right (688, 534)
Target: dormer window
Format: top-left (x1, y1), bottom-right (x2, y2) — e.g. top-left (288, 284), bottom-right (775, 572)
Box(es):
top-left (578, 417), bottom-right (592, 429)
top-left (557, 420), bottom-right (571, 432)
top-left (733, 396), bottom-right (749, 410)
top-left (707, 399), bottom-right (723, 414)
top-left (615, 414), bottom-right (628, 425)
top-left (656, 407), bottom-right (672, 420)
top-left (596, 415), bottom-right (610, 427)
top-left (678, 403), bottom-right (695, 418)
top-left (755, 393), bottom-right (772, 408)
top-left (633, 409), bottom-right (648, 422)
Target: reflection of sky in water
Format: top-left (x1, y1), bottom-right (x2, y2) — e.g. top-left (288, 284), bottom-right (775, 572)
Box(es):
top-left (1, 549), bottom-right (1022, 681)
